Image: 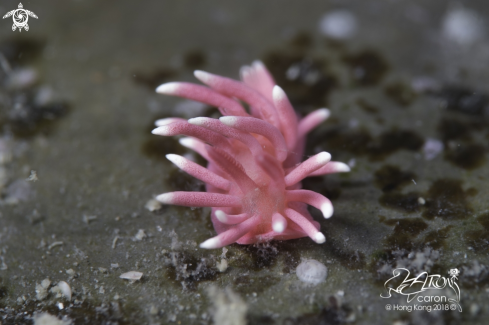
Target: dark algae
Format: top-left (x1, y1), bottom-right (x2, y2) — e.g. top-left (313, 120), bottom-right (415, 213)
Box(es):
top-left (379, 192), bottom-right (421, 213)
top-left (163, 251), bottom-right (219, 291)
top-left (374, 130), bottom-right (424, 156)
top-left (0, 37), bottom-right (70, 138)
top-left (4, 100), bottom-right (70, 138)
top-left (374, 165), bottom-right (415, 192)
top-left (438, 118), bottom-right (472, 141)
top-left (262, 51), bottom-right (337, 108)
top-left (437, 117), bottom-right (487, 169)
top-left (233, 275), bottom-right (280, 294)
top-left (370, 217), bottom-right (452, 283)
top-left (321, 235), bottom-right (366, 269)
top-left (141, 136), bottom-right (186, 162)
top-left (133, 49), bottom-right (206, 89)
top-left (233, 242), bottom-right (281, 271)
top-left (302, 176), bottom-right (342, 200)
top-left (356, 98), bottom-right (379, 114)
top-left (464, 213), bottom-right (489, 252)
top-left (342, 50), bottom-right (389, 86)
top-left (288, 31), bottom-right (313, 50)
top-left (384, 81), bottom-right (416, 106)
top-left (183, 49), bottom-right (206, 69)
top-left (283, 296), bottom-right (354, 325)
top-left (422, 179), bottom-right (472, 220)
top-left (436, 85), bottom-right (488, 116)
top-left (315, 127), bottom-right (424, 161)
top-left (374, 165), bottom-right (420, 213)
top-left (381, 218), bottom-right (429, 250)
top-left (424, 226), bottom-right (452, 250)
top-left (232, 241), bottom-right (300, 273)
top-left (1, 300), bottom-right (135, 325)
top-left (133, 68), bottom-right (177, 90)
top-left (0, 37), bottom-right (44, 65)
top-left (374, 168), bottom-right (475, 219)
top-left (444, 143), bottom-right (486, 170)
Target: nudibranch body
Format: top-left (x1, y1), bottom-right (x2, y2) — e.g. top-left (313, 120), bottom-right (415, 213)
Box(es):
top-left (153, 61), bottom-right (349, 249)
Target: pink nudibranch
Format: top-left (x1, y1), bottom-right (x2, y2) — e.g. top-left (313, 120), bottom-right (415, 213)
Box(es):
top-left (153, 61), bottom-right (350, 249)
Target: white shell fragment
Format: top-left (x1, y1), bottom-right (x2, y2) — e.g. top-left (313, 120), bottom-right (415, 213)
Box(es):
top-left (57, 281), bottom-right (72, 301)
top-left (145, 198), bottom-right (162, 211)
top-left (120, 271), bottom-right (143, 281)
top-left (296, 259), bottom-right (328, 285)
top-left (50, 281), bottom-right (72, 301)
top-left (47, 241), bottom-right (64, 250)
top-left (33, 312), bottom-right (72, 325)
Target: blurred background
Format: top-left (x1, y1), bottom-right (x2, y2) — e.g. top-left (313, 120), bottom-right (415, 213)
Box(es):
top-left (0, 0), bottom-right (488, 324)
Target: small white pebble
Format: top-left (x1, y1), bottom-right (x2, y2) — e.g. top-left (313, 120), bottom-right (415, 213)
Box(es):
top-left (423, 138), bottom-right (444, 161)
top-left (442, 7), bottom-right (484, 44)
top-left (150, 305), bottom-right (159, 315)
top-left (35, 86), bottom-right (54, 106)
top-left (145, 198), bottom-right (162, 211)
top-left (286, 64), bottom-right (301, 81)
top-left (418, 197), bottom-right (426, 205)
top-left (319, 10), bottom-right (357, 39)
top-left (348, 119), bottom-right (359, 128)
top-left (120, 271), bottom-right (143, 281)
top-left (26, 170), bottom-right (38, 182)
top-left (41, 279), bottom-right (51, 289)
top-left (111, 263), bottom-right (119, 269)
top-left (135, 229), bottom-right (146, 241)
top-left (296, 259), bottom-right (328, 285)
top-left (58, 302), bottom-right (64, 310)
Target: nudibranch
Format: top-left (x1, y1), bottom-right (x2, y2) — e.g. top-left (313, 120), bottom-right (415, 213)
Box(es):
top-left (153, 61), bottom-right (349, 249)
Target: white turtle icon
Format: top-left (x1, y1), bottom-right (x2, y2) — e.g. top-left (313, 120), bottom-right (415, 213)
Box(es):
top-left (2, 3), bottom-right (38, 32)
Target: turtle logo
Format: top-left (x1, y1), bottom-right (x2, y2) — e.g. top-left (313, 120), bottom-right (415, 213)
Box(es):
top-left (2, 3), bottom-right (38, 32)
